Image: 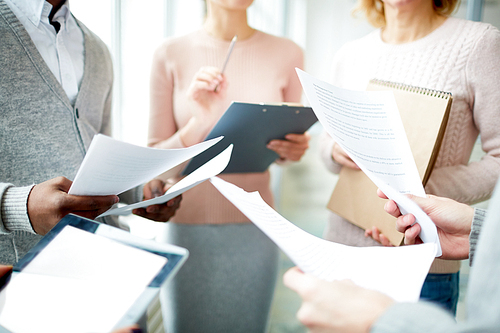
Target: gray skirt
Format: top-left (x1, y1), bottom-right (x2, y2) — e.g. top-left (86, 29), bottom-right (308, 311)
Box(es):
top-left (159, 222), bottom-right (280, 333)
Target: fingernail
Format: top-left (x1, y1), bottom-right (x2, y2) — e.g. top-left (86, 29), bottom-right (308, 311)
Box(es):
top-left (114, 196), bottom-right (119, 203)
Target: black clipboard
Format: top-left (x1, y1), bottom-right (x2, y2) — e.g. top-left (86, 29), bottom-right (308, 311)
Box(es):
top-left (182, 102), bottom-right (317, 174)
top-left (0, 214), bottom-right (188, 333)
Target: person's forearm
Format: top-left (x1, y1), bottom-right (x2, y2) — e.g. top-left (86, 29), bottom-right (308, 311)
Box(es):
top-left (371, 302), bottom-right (459, 333)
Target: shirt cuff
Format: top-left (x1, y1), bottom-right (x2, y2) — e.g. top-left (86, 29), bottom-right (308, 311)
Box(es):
top-left (470, 208), bottom-right (486, 265)
top-left (1, 185), bottom-right (36, 234)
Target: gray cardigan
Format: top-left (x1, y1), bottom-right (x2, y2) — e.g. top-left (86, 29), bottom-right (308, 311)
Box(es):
top-left (372, 185), bottom-right (500, 332)
top-left (0, 1), bottom-right (140, 264)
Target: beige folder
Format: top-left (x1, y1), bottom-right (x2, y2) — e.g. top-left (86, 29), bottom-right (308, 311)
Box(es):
top-left (327, 79), bottom-right (453, 245)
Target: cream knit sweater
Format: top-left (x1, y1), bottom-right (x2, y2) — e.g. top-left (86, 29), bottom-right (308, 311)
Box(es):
top-left (320, 17), bottom-right (500, 274)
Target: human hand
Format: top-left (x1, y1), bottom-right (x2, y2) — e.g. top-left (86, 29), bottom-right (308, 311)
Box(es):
top-left (180, 66), bottom-right (229, 146)
top-left (186, 66), bottom-right (228, 122)
top-left (331, 143), bottom-right (359, 169)
top-left (132, 179), bottom-right (182, 222)
top-left (364, 226), bottom-right (393, 247)
top-left (267, 132), bottom-right (311, 162)
top-left (0, 264), bottom-right (12, 289)
top-left (111, 325), bottom-right (141, 333)
top-left (283, 266), bottom-right (394, 333)
top-left (377, 189), bottom-right (473, 260)
top-left (0, 265), bottom-right (12, 278)
top-left (27, 177), bottom-right (119, 235)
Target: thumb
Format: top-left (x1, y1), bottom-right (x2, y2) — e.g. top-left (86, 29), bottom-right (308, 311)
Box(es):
top-left (283, 267), bottom-right (316, 295)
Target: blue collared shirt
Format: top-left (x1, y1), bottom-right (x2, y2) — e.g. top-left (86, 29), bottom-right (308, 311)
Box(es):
top-left (4, 0), bottom-right (84, 105)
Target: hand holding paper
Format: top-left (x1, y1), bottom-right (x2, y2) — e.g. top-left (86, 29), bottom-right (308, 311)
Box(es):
top-left (295, 69), bottom-right (441, 254)
top-left (381, 192), bottom-right (474, 260)
top-left (100, 145), bottom-right (233, 217)
top-left (67, 134), bottom-right (232, 219)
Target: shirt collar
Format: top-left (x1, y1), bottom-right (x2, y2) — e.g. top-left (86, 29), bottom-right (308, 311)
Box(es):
top-left (9, 0), bottom-right (70, 28)
top-left (52, 1), bottom-right (71, 26)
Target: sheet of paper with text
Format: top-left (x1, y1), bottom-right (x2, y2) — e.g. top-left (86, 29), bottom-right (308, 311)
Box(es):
top-left (296, 69), bottom-right (441, 255)
top-left (69, 134), bottom-right (222, 196)
top-left (210, 177), bottom-right (437, 303)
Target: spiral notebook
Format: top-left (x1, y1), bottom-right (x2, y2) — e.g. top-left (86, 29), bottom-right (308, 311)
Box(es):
top-left (327, 80), bottom-right (453, 246)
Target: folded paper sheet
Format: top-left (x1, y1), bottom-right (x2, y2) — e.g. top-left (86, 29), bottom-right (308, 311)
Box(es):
top-left (296, 69), bottom-right (441, 255)
top-left (69, 134), bottom-right (222, 196)
top-left (210, 177), bottom-right (437, 303)
top-left (100, 145), bottom-right (233, 216)
top-left (327, 79), bottom-right (452, 246)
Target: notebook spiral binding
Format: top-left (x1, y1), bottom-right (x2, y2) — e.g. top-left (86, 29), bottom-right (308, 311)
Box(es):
top-left (369, 79), bottom-right (452, 99)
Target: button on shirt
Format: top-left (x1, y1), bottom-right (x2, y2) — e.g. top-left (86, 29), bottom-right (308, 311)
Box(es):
top-left (5, 0), bottom-right (84, 105)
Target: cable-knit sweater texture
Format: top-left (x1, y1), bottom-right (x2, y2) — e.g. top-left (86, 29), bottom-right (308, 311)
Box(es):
top-left (320, 17), bottom-right (500, 274)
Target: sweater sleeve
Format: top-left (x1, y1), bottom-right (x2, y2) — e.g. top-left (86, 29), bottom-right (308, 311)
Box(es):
top-left (424, 26), bottom-right (500, 205)
top-left (0, 183), bottom-right (36, 234)
top-left (148, 43), bottom-right (185, 150)
top-left (319, 130), bottom-right (343, 174)
top-left (371, 302), bottom-right (485, 333)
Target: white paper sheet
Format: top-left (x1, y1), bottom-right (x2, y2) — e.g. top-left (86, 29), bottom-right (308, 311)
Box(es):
top-left (68, 134), bottom-right (223, 196)
top-left (210, 177), bottom-right (437, 303)
top-left (0, 226), bottom-right (167, 333)
top-left (296, 69), bottom-right (441, 256)
top-left (99, 145), bottom-right (233, 217)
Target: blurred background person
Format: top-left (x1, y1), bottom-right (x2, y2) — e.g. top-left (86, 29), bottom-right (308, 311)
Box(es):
top-left (148, 0), bottom-right (310, 331)
top-left (319, 0), bottom-right (500, 315)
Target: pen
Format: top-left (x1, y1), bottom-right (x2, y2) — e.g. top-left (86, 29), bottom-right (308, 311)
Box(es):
top-left (214, 35), bottom-right (237, 92)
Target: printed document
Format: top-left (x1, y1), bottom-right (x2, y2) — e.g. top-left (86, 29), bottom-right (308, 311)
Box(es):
top-left (69, 134), bottom-right (222, 196)
top-left (296, 69), bottom-right (441, 255)
top-left (210, 177), bottom-right (437, 303)
top-left (100, 145), bottom-right (233, 216)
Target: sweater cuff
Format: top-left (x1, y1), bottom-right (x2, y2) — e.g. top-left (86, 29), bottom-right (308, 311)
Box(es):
top-left (470, 208), bottom-right (486, 265)
top-left (371, 302), bottom-right (456, 333)
top-left (1, 185), bottom-right (36, 234)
